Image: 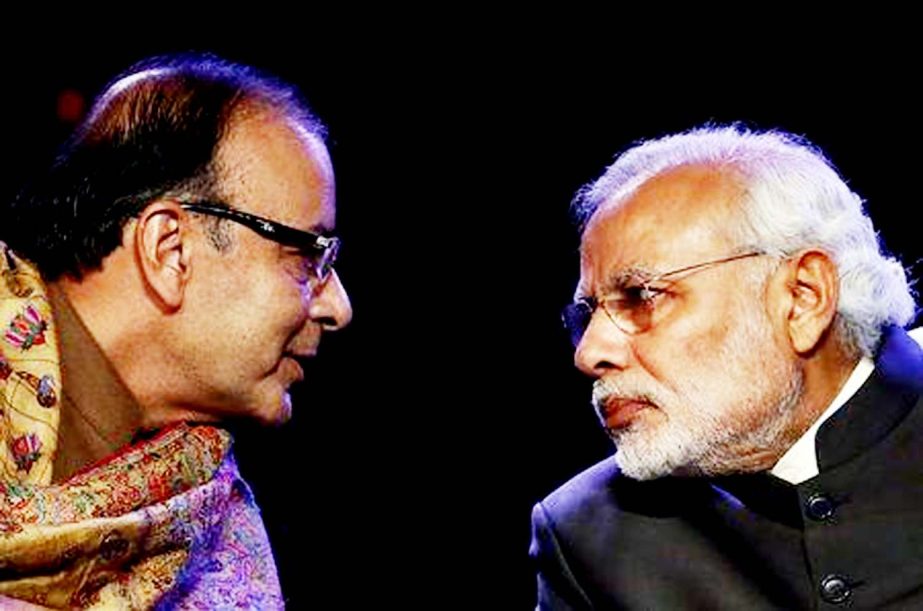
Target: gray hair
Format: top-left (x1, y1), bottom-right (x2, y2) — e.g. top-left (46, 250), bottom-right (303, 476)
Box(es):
top-left (572, 125), bottom-right (917, 357)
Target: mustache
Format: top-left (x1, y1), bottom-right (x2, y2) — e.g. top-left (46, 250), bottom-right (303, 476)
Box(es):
top-left (591, 378), bottom-right (661, 415)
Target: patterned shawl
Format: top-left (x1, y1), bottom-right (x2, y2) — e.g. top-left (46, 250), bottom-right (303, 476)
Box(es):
top-left (0, 245), bottom-right (283, 609)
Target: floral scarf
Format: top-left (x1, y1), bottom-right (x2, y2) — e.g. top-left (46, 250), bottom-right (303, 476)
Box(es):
top-left (0, 245), bottom-right (283, 609)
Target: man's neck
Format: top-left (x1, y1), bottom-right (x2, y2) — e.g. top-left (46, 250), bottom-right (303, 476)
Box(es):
top-left (797, 341), bottom-right (863, 433)
top-left (750, 341), bottom-right (861, 476)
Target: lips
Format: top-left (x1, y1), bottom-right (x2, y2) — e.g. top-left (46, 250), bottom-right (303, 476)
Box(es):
top-left (282, 353), bottom-right (312, 383)
top-left (289, 357), bottom-right (305, 382)
top-left (597, 396), bottom-right (654, 431)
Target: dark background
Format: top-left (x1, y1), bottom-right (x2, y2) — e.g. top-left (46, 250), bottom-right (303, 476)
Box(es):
top-left (4, 30), bottom-right (920, 608)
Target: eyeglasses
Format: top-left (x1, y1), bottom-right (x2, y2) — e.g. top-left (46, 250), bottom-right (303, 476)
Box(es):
top-left (181, 202), bottom-right (340, 283)
top-left (562, 252), bottom-right (765, 346)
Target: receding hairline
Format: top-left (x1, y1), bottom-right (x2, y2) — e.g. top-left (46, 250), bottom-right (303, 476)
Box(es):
top-left (83, 64), bottom-right (324, 144)
top-left (583, 161), bottom-right (755, 249)
top-left (213, 100), bottom-right (334, 190)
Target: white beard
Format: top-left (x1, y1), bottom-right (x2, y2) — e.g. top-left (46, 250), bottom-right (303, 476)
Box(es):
top-left (593, 306), bottom-right (805, 481)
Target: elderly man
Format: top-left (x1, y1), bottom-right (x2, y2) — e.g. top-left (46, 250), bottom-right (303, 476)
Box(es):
top-left (531, 126), bottom-right (921, 609)
top-left (0, 55), bottom-right (350, 607)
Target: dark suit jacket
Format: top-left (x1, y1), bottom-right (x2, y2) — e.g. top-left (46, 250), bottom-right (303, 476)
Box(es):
top-left (531, 326), bottom-right (923, 610)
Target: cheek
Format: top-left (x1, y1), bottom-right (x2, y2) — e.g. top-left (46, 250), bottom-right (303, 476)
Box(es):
top-left (261, 278), bottom-right (312, 340)
top-left (634, 309), bottom-right (735, 395)
top-left (633, 318), bottom-right (702, 374)
top-left (214, 279), bottom-right (288, 351)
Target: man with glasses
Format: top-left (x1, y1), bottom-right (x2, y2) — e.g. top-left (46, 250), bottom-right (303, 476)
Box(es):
top-left (0, 55), bottom-right (350, 607)
top-left (532, 126), bottom-right (921, 609)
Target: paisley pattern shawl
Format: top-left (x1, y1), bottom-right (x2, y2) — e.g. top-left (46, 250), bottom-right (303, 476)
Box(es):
top-left (0, 245), bottom-right (283, 608)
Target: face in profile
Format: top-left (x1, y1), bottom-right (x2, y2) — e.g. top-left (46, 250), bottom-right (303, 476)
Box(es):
top-left (572, 165), bottom-right (805, 479)
top-left (180, 111), bottom-right (352, 425)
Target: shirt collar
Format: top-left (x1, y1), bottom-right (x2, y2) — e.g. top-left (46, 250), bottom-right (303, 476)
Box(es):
top-left (47, 282), bottom-right (145, 482)
top-left (770, 326), bottom-right (922, 485)
top-left (770, 357), bottom-right (873, 484)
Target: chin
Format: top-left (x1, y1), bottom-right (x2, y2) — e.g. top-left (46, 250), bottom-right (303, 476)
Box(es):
top-left (264, 390), bottom-right (292, 426)
top-left (236, 389), bottom-right (293, 427)
top-left (261, 395), bottom-right (293, 426)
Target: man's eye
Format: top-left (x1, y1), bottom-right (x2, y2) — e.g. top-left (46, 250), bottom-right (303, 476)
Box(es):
top-left (287, 253), bottom-right (315, 282)
top-left (615, 285), bottom-right (660, 308)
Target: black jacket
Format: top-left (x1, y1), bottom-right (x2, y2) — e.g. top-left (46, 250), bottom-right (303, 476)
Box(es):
top-left (532, 326), bottom-right (923, 610)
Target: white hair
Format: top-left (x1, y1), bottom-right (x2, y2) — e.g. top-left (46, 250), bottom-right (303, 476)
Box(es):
top-left (573, 125), bottom-right (918, 357)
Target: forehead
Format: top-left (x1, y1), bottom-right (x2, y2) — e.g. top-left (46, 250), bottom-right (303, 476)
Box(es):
top-left (579, 164), bottom-right (744, 290)
top-left (216, 108), bottom-right (335, 232)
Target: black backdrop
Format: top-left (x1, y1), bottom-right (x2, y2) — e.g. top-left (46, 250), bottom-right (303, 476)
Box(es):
top-left (4, 29), bottom-right (920, 609)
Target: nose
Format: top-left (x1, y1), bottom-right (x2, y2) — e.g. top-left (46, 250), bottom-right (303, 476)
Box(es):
top-left (574, 310), bottom-right (631, 377)
top-left (309, 269), bottom-right (352, 331)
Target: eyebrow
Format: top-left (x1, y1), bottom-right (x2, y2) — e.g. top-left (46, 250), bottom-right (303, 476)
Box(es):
top-left (598, 266), bottom-right (660, 293)
top-left (573, 265), bottom-right (658, 301)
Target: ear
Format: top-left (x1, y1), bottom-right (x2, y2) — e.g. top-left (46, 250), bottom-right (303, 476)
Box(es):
top-left (780, 250), bottom-right (840, 355)
top-left (131, 201), bottom-right (192, 311)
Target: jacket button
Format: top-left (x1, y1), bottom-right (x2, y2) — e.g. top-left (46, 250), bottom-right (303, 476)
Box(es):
top-left (805, 493), bottom-right (835, 521)
top-left (819, 574), bottom-right (851, 604)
